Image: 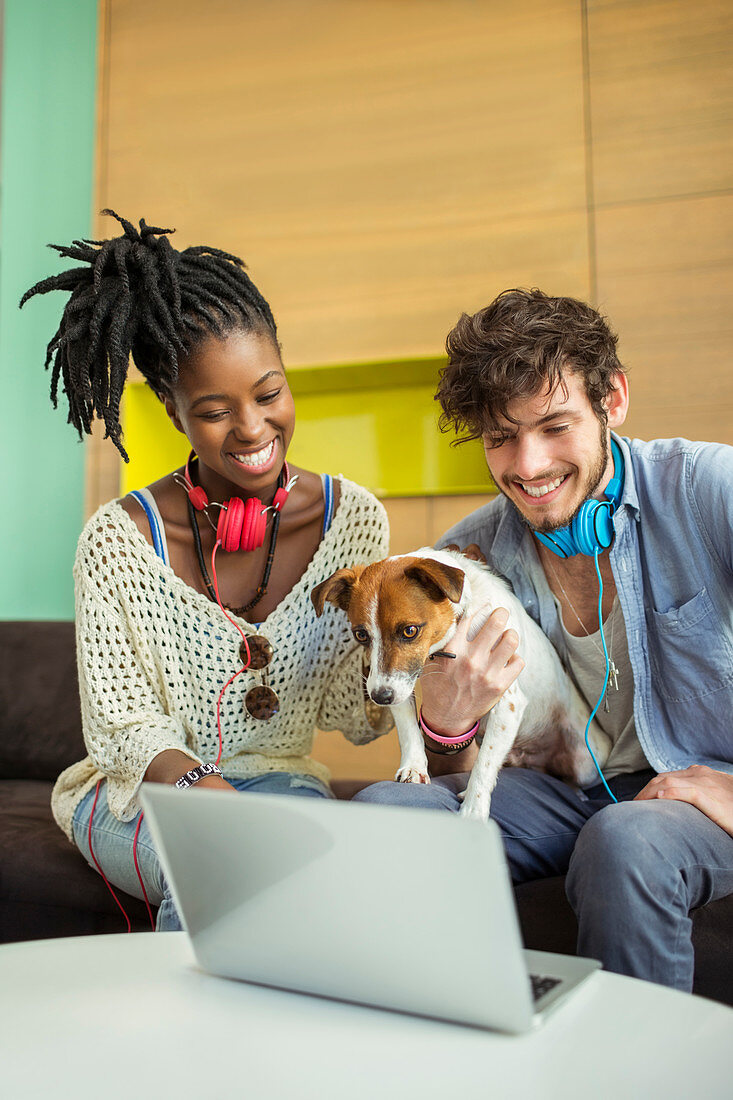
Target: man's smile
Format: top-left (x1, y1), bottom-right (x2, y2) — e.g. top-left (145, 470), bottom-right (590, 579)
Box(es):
top-left (511, 473), bottom-right (570, 504)
top-left (515, 474), bottom-right (568, 499)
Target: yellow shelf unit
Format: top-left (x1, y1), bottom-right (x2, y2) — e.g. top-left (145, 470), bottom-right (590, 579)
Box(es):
top-left (121, 357), bottom-right (492, 498)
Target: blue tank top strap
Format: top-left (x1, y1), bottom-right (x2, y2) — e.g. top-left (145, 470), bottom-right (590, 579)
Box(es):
top-left (321, 474), bottom-right (335, 536)
top-left (129, 489), bottom-right (169, 564)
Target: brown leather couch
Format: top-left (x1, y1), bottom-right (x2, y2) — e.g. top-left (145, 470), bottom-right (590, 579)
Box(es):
top-left (2, 620), bottom-right (731, 1005)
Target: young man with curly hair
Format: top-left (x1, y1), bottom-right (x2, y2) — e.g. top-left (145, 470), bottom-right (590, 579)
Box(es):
top-left (356, 288), bottom-right (733, 992)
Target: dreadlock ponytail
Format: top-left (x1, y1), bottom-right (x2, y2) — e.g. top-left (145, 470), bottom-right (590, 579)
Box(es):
top-left (20, 210), bottom-right (277, 461)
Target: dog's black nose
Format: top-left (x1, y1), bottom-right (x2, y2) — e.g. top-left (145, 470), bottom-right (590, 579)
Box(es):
top-left (371, 687), bottom-right (395, 706)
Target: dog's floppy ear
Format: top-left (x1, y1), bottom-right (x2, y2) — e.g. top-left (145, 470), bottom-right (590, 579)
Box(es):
top-left (311, 566), bottom-right (365, 616)
top-left (405, 560), bottom-right (465, 604)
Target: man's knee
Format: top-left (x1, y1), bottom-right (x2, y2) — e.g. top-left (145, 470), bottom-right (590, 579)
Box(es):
top-left (568, 800), bottom-right (684, 892)
top-left (351, 779), bottom-right (459, 812)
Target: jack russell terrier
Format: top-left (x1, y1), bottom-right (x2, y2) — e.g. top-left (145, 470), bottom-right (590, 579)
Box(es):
top-left (311, 548), bottom-right (611, 821)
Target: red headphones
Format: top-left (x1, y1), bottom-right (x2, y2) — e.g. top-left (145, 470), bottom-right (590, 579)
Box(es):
top-left (179, 451), bottom-right (294, 552)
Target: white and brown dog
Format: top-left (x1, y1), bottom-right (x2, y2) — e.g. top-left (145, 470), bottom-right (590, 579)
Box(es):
top-left (311, 548), bottom-right (611, 821)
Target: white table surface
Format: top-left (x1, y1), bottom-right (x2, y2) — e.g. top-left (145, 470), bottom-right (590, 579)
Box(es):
top-left (1, 932), bottom-right (731, 1099)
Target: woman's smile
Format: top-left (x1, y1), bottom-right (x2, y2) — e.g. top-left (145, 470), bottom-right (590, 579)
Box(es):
top-left (228, 439), bottom-right (277, 471)
top-left (165, 329), bottom-right (296, 503)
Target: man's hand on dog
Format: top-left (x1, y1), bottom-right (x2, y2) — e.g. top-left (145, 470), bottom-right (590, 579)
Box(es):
top-left (419, 605), bottom-right (524, 743)
top-left (635, 765), bottom-right (733, 836)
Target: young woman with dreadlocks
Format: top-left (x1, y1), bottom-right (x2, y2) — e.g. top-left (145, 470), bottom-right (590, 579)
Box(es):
top-left (21, 211), bottom-right (389, 931)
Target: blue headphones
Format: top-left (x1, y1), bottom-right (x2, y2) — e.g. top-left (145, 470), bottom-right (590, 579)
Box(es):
top-left (533, 438), bottom-right (625, 558)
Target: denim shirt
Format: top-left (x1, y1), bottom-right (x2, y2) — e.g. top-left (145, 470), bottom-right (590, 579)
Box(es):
top-left (440, 434), bottom-right (733, 777)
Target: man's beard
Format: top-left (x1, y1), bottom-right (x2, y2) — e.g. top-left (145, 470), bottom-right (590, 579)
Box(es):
top-left (504, 426), bottom-right (609, 535)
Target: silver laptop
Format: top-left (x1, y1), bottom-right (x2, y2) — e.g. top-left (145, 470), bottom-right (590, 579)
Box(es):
top-left (141, 784), bottom-right (600, 1034)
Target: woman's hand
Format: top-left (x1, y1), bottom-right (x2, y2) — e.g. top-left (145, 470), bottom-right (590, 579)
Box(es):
top-left (634, 765), bottom-right (733, 835)
top-left (419, 606), bottom-right (524, 738)
top-left (144, 749), bottom-right (236, 792)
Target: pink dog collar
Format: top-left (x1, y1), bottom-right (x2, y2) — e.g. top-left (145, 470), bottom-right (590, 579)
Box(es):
top-left (418, 708), bottom-right (479, 747)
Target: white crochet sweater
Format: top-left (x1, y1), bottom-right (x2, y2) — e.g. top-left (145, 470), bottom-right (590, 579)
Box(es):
top-left (52, 477), bottom-right (389, 840)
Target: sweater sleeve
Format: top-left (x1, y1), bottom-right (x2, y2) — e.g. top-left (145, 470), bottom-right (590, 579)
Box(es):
top-left (74, 511), bottom-right (202, 821)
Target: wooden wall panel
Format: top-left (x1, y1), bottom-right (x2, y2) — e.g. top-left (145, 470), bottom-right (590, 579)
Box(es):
top-left (90, 0), bottom-right (591, 513)
top-left (84, 419), bottom-right (122, 520)
top-left (596, 196), bottom-right (733, 444)
top-left (380, 494), bottom-right (495, 555)
top-left (589, 1), bottom-right (733, 446)
top-left (429, 494), bottom-right (493, 544)
top-left (382, 499), bottom-right (432, 556)
top-left (100, 0), bottom-right (590, 368)
top-left (587, 0), bottom-right (733, 204)
top-left (311, 726), bottom-right (401, 784)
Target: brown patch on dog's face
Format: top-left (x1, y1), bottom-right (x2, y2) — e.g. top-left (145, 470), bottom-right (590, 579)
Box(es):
top-left (342, 557), bottom-right (464, 696)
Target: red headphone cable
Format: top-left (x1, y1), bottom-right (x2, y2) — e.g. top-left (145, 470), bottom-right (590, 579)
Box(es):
top-left (86, 780), bottom-right (155, 932)
top-left (132, 813), bottom-right (157, 929)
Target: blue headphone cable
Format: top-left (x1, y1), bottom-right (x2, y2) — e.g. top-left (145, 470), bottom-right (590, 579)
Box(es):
top-left (583, 550), bottom-right (619, 804)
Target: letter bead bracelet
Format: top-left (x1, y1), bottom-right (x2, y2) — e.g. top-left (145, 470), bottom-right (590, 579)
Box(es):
top-left (174, 763), bottom-right (223, 790)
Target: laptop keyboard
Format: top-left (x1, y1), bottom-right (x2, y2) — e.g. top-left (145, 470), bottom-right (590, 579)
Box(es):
top-left (529, 974), bottom-right (562, 1002)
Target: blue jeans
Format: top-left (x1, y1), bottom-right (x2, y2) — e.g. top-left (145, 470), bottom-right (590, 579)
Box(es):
top-left (352, 768), bottom-right (733, 991)
top-left (72, 772), bottom-right (333, 932)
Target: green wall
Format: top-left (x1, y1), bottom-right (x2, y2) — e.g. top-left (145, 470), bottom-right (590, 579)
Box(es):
top-left (0, 0), bottom-right (98, 619)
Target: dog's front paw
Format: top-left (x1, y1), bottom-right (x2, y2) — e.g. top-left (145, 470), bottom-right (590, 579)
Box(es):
top-left (395, 765), bottom-right (431, 785)
top-left (459, 793), bottom-right (490, 822)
